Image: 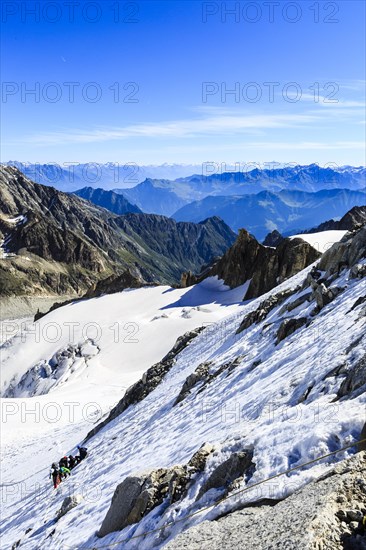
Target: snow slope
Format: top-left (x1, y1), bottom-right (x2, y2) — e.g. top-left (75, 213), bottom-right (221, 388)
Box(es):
top-left (1, 279), bottom-right (247, 436)
top-left (290, 230), bottom-right (348, 253)
top-left (0, 244), bottom-right (365, 549)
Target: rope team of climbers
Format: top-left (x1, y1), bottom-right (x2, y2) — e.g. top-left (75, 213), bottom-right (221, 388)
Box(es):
top-left (49, 446), bottom-right (88, 489)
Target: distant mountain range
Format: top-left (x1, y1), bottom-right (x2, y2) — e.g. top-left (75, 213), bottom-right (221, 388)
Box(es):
top-left (0, 166), bottom-right (236, 299)
top-left (4, 162), bottom-right (365, 200)
top-left (172, 188), bottom-right (366, 240)
top-left (71, 163), bottom-right (366, 238)
top-left (4, 162), bottom-right (209, 191)
top-left (111, 164), bottom-right (365, 216)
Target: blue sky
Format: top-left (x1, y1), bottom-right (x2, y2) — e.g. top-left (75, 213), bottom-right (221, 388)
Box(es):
top-left (1, 0), bottom-right (365, 166)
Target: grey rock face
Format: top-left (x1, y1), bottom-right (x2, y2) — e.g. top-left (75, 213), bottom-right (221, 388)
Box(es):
top-left (350, 263), bottom-right (366, 279)
top-left (313, 283), bottom-right (344, 310)
top-left (262, 230), bottom-right (284, 247)
top-left (210, 230), bottom-right (320, 299)
top-left (196, 449), bottom-right (254, 501)
top-left (164, 451), bottom-right (366, 550)
top-left (174, 356), bottom-right (245, 405)
top-left (97, 443), bottom-right (254, 539)
top-left (307, 205), bottom-right (366, 233)
top-left (98, 443), bottom-right (216, 538)
top-left (187, 443), bottom-right (216, 474)
top-left (280, 291), bottom-right (312, 314)
top-left (236, 288), bottom-right (296, 334)
top-left (57, 495), bottom-right (82, 519)
top-left (276, 317), bottom-right (308, 344)
top-left (174, 362), bottom-right (211, 405)
top-left (359, 423), bottom-right (366, 451)
top-left (318, 226), bottom-right (366, 277)
top-left (337, 353), bottom-right (366, 399)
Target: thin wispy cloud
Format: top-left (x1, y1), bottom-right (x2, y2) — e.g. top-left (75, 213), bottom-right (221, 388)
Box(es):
top-left (244, 141), bottom-right (365, 150)
top-left (300, 95), bottom-right (365, 108)
top-left (21, 111), bottom-right (325, 146)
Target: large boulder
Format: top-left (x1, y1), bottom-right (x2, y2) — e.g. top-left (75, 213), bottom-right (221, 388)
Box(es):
top-left (98, 443), bottom-right (216, 538)
top-left (313, 283), bottom-right (344, 310)
top-left (350, 263), bottom-right (366, 279)
top-left (97, 467), bottom-right (190, 537)
top-left (97, 443), bottom-right (255, 539)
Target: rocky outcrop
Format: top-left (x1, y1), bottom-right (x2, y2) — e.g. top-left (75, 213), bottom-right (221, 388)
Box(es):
top-left (85, 327), bottom-right (205, 442)
top-left (174, 362), bottom-right (211, 404)
top-left (276, 317), bottom-right (308, 344)
top-left (349, 295), bottom-right (366, 313)
top-left (98, 468), bottom-right (188, 537)
top-left (350, 263), bottom-right (366, 279)
top-left (317, 226), bottom-right (366, 277)
top-left (279, 291), bottom-right (312, 313)
top-left (174, 356), bottom-right (245, 405)
top-left (97, 443), bottom-right (254, 539)
top-left (196, 449), bottom-right (254, 501)
top-left (180, 258), bottom-right (221, 288)
top-left (210, 230), bottom-right (320, 299)
top-left (57, 495), bottom-right (83, 519)
top-left (98, 442), bottom-right (216, 538)
top-left (313, 283), bottom-right (344, 310)
top-left (262, 229), bottom-right (284, 247)
top-left (236, 288), bottom-right (296, 334)
top-left (165, 451), bottom-right (366, 550)
top-left (337, 353), bottom-right (366, 399)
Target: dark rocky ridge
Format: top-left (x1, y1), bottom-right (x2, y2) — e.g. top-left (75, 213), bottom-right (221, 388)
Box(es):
top-left (262, 229), bottom-right (284, 247)
top-left (0, 166), bottom-right (236, 299)
top-left (184, 229), bottom-right (320, 300)
top-left (73, 186), bottom-right (142, 215)
top-left (306, 205), bottom-right (366, 233)
top-left (214, 231), bottom-right (320, 298)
